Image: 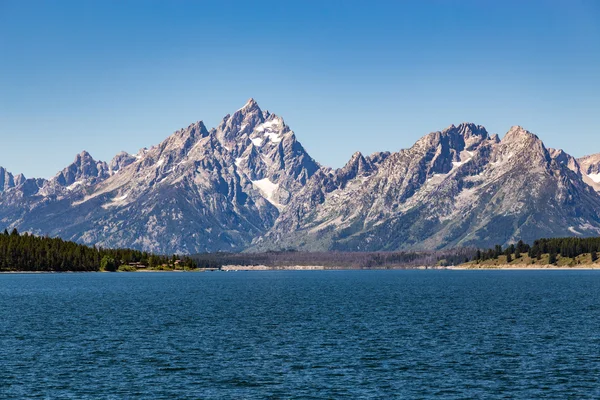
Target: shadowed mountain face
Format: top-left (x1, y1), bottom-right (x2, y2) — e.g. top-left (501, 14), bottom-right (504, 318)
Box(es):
top-left (1, 100), bottom-right (600, 253)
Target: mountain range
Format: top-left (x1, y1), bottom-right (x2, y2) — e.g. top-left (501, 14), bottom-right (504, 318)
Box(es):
top-left (2, 99), bottom-right (600, 254)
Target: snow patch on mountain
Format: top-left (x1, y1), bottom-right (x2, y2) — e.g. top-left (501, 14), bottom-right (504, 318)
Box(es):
top-left (569, 226), bottom-right (583, 235)
top-left (102, 193), bottom-right (130, 209)
top-left (66, 180), bottom-right (85, 191)
top-left (264, 131), bottom-right (282, 143)
top-left (255, 119), bottom-right (281, 132)
top-left (588, 173), bottom-right (600, 183)
top-left (252, 178), bottom-right (282, 209)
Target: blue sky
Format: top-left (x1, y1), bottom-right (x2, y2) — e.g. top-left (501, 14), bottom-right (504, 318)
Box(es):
top-left (1, 0), bottom-right (599, 178)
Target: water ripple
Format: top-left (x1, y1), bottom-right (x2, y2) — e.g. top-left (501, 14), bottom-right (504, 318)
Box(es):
top-left (1, 270), bottom-right (600, 398)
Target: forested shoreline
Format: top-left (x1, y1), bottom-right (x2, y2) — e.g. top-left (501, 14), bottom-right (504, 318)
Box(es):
top-left (5, 228), bottom-right (600, 272)
top-left (471, 237), bottom-right (600, 266)
top-left (0, 229), bottom-right (196, 272)
top-left (1, 227), bottom-right (475, 272)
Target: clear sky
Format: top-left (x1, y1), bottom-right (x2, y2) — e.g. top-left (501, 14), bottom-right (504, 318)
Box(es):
top-left (1, 0), bottom-right (599, 178)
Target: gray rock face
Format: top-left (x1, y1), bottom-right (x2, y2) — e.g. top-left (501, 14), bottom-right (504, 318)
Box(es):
top-left (0, 167), bottom-right (17, 193)
top-left (109, 151), bottom-right (137, 174)
top-left (577, 153), bottom-right (600, 192)
top-left (0, 100), bottom-right (318, 253)
top-left (253, 124), bottom-right (600, 251)
top-left (54, 151), bottom-right (110, 187)
top-left (1, 101), bottom-right (600, 254)
top-left (213, 98), bottom-right (320, 207)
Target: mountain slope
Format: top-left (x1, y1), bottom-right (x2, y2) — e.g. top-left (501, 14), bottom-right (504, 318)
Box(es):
top-left (578, 153), bottom-right (600, 192)
top-left (1, 101), bottom-right (600, 254)
top-left (0, 100), bottom-right (318, 253)
top-left (253, 125), bottom-right (600, 251)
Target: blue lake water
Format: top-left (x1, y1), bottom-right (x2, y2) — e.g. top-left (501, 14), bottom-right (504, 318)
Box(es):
top-left (1, 270), bottom-right (600, 399)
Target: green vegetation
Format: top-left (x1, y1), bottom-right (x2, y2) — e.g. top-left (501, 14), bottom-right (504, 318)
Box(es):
top-left (100, 255), bottom-right (117, 272)
top-left (116, 265), bottom-right (138, 272)
top-left (468, 237), bottom-right (600, 267)
top-left (0, 229), bottom-right (197, 272)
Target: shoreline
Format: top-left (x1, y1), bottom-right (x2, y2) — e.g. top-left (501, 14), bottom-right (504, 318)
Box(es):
top-left (452, 263), bottom-right (600, 270)
top-left (3, 264), bottom-right (600, 273)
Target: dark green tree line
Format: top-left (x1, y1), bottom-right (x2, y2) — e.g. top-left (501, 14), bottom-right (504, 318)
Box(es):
top-left (472, 237), bottom-right (600, 265)
top-left (0, 229), bottom-right (196, 272)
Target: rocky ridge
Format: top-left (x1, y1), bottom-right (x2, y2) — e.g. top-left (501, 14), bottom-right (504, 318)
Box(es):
top-left (1, 100), bottom-right (599, 253)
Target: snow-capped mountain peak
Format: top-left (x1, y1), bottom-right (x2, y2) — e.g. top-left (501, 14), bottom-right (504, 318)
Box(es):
top-left (2, 105), bottom-right (600, 255)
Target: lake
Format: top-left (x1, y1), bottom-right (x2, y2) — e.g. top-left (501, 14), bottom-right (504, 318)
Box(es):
top-left (1, 270), bottom-right (600, 399)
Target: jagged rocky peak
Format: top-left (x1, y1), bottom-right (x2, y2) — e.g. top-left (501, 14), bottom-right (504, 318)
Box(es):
top-left (0, 167), bottom-right (17, 192)
top-left (109, 151), bottom-right (137, 174)
top-left (14, 173), bottom-right (26, 186)
top-left (160, 121), bottom-right (209, 152)
top-left (182, 120), bottom-right (210, 139)
top-left (502, 125), bottom-right (538, 143)
top-left (367, 151), bottom-right (391, 166)
top-left (455, 123), bottom-right (488, 148)
top-left (208, 99), bottom-right (320, 202)
top-left (130, 120), bottom-right (213, 172)
top-left (487, 126), bottom-right (550, 170)
top-left (403, 122), bottom-right (491, 178)
top-left (417, 122), bottom-right (489, 152)
top-left (579, 153), bottom-right (600, 175)
top-left (442, 122), bottom-right (488, 137)
top-left (215, 98), bottom-right (266, 143)
top-left (337, 151), bottom-right (374, 182)
top-left (55, 151), bottom-right (109, 187)
top-left (494, 126), bottom-right (546, 156)
top-left (240, 97), bottom-right (259, 111)
top-left (577, 153), bottom-right (600, 189)
top-left (549, 148), bottom-right (581, 174)
top-left (0, 169), bottom-right (30, 192)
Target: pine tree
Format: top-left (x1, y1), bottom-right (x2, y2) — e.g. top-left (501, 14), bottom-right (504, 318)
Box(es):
top-left (494, 245), bottom-right (502, 259)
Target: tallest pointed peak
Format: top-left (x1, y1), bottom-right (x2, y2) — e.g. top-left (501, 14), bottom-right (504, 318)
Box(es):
top-left (238, 98), bottom-right (260, 112)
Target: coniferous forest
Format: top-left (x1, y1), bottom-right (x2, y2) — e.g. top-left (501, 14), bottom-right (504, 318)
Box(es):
top-left (472, 237), bottom-right (600, 265)
top-left (0, 229), bottom-right (196, 272)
